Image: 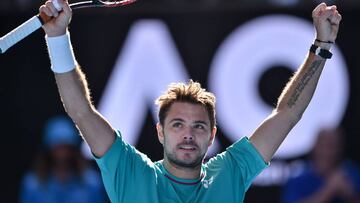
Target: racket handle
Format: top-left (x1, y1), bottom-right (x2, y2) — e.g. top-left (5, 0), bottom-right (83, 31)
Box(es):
top-left (52, 0), bottom-right (63, 11)
top-left (0, 15), bottom-right (43, 54)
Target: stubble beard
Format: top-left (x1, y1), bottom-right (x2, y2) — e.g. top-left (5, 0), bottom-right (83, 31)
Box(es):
top-left (165, 148), bottom-right (205, 169)
top-left (164, 140), bottom-right (206, 169)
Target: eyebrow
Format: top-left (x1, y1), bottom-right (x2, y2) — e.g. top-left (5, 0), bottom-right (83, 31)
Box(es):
top-left (193, 121), bottom-right (209, 126)
top-left (168, 118), bottom-right (209, 126)
top-left (168, 118), bottom-right (185, 123)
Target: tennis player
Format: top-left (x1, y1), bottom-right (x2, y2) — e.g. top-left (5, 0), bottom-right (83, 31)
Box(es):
top-left (40, 0), bottom-right (341, 202)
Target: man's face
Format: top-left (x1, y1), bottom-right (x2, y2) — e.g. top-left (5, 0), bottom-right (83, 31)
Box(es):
top-left (157, 102), bottom-right (216, 169)
top-left (51, 144), bottom-right (76, 169)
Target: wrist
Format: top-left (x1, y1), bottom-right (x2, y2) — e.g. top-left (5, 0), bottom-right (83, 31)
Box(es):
top-left (310, 44), bottom-right (333, 59)
top-left (46, 31), bottom-right (77, 73)
top-left (314, 41), bottom-right (332, 50)
top-left (314, 39), bottom-right (333, 50)
top-left (46, 29), bottom-right (67, 38)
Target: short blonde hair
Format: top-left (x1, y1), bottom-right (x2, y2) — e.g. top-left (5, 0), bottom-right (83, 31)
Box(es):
top-left (155, 80), bottom-right (216, 129)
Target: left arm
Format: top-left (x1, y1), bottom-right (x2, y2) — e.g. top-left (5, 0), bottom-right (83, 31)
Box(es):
top-left (249, 3), bottom-right (342, 163)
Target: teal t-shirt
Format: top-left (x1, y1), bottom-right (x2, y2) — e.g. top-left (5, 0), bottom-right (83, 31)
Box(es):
top-left (95, 131), bottom-right (268, 203)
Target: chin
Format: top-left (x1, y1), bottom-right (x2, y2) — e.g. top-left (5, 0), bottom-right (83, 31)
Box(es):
top-left (176, 157), bottom-right (204, 168)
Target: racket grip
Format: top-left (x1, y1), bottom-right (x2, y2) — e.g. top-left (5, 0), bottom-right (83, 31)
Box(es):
top-left (0, 16), bottom-right (42, 54)
top-left (52, 0), bottom-right (63, 11)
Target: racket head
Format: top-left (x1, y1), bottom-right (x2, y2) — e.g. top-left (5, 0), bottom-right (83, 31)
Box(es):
top-left (70, 0), bottom-right (137, 10)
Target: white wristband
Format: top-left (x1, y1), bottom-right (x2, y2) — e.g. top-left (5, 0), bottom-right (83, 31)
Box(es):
top-left (46, 32), bottom-right (77, 73)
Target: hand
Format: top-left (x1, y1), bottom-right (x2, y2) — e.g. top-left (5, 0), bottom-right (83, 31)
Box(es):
top-left (312, 3), bottom-right (342, 49)
top-left (39, 0), bottom-right (72, 37)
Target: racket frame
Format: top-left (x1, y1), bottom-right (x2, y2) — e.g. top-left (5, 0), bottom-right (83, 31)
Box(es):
top-left (0, 0), bottom-right (136, 54)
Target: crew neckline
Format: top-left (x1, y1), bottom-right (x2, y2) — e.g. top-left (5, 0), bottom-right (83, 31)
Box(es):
top-left (159, 161), bottom-right (205, 185)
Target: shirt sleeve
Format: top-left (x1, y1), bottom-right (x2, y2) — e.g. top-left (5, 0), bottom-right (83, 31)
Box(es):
top-left (227, 137), bottom-right (268, 190)
top-left (94, 130), bottom-right (155, 202)
top-left (208, 136), bottom-right (268, 191)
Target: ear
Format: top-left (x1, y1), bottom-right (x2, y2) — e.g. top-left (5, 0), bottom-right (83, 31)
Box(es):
top-left (156, 123), bottom-right (164, 145)
top-left (208, 126), bottom-right (217, 147)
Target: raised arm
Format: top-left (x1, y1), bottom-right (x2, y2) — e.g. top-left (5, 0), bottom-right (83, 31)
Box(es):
top-left (41, 0), bottom-right (115, 157)
top-left (249, 3), bottom-right (342, 163)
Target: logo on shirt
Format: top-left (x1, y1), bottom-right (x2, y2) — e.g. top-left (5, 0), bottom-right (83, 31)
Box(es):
top-left (202, 176), bottom-right (214, 189)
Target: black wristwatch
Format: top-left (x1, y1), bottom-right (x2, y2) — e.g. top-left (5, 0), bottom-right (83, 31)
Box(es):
top-left (310, 44), bottom-right (333, 59)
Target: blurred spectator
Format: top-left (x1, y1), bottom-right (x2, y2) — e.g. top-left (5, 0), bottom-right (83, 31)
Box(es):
top-left (282, 127), bottom-right (360, 203)
top-left (19, 116), bottom-right (107, 203)
top-left (15, 0), bottom-right (40, 10)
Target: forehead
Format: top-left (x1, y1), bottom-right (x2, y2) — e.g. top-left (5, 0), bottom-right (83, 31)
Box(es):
top-left (165, 102), bottom-right (209, 123)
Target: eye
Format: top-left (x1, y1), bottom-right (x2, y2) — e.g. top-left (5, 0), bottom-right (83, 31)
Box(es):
top-left (194, 124), bottom-right (205, 130)
top-left (172, 122), bottom-right (183, 128)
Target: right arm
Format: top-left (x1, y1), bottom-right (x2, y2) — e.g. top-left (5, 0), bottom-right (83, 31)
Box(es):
top-left (55, 69), bottom-right (115, 157)
top-left (41, 0), bottom-right (115, 157)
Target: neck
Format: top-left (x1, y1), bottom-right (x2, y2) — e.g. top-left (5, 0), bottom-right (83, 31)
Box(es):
top-left (163, 157), bottom-right (202, 179)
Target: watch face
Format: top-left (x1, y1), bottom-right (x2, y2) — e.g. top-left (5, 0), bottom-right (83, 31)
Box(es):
top-left (310, 44), bottom-right (332, 59)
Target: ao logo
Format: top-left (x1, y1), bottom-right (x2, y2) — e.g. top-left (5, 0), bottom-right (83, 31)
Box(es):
top-left (97, 16), bottom-right (349, 159)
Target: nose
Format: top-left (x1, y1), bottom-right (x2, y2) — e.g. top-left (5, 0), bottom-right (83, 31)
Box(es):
top-left (183, 127), bottom-right (194, 140)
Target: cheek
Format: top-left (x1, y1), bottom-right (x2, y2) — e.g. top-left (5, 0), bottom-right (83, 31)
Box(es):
top-left (200, 140), bottom-right (210, 149)
top-left (198, 135), bottom-right (212, 148)
top-left (164, 133), bottom-right (177, 147)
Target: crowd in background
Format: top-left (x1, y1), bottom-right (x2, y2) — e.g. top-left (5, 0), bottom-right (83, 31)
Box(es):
top-left (282, 128), bottom-right (360, 203)
top-left (19, 116), bottom-right (108, 203)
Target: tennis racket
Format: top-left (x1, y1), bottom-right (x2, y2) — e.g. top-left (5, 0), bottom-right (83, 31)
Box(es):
top-left (0, 0), bottom-right (136, 54)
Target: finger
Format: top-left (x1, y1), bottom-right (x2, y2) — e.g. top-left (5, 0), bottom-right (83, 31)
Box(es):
top-left (332, 13), bottom-right (342, 25)
top-left (312, 2), bottom-right (327, 17)
top-left (54, 0), bottom-right (71, 16)
top-left (329, 10), bottom-right (341, 25)
top-left (317, 7), bottom-right (335, 21)
top-left (45, 1), bottom-right (59, 17)
top-left (337, 14), bottom-right (342, 22)
top-left (334, 9), bottom-right (342, 22)
top-left (332, 9), bottom-right (339, 17)
top-left (39, 5), bottom-right (53, 17)
top-left (56, 0), bottom-right (69, 7)
top-left (328, 11), bottom-right (337, 23)
top-left (60, 0), bottom-right (72, 15)
top-left (315, 2), bottom-right (327, 11)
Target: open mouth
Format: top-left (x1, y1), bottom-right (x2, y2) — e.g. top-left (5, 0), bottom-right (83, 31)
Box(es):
top-left (179, 145), bottom-right (197, 151)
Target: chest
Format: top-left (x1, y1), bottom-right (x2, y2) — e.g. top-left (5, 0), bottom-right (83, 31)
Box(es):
top-left (154, 172), bottom-right (244, 203)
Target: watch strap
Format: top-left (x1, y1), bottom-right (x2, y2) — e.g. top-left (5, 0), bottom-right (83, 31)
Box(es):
top-left (310, 44), bottom-right (333, 59)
